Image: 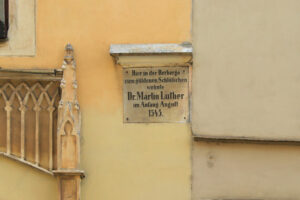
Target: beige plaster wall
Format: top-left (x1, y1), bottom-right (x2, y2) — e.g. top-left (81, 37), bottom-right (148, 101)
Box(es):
top-left (0, 0), bottom-right (191, 200)
top-left (192, 1), bottom-right (300, 199)
top-left (193, 141), bottom-right (300, 200)
top-left (192, 0), bottom-right (300, 141)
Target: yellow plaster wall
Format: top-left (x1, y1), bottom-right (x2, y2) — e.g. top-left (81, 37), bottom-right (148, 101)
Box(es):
top-left (0, 0), bottom-right (191, 200)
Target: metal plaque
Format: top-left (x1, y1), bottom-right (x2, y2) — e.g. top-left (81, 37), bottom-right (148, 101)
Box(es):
top-left (123, 66), bottom-right (189, 123)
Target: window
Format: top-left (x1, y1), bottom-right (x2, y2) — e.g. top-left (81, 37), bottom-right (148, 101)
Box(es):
top-left (0, 0), bottom-right (8, 41)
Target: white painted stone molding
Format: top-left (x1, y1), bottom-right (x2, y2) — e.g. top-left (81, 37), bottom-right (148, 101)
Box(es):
top-left (110, 43), bottom-right (193, 67)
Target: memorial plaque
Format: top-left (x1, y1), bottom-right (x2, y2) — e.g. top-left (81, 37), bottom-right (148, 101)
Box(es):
top-left (123, 66), bottom-right (189, 123)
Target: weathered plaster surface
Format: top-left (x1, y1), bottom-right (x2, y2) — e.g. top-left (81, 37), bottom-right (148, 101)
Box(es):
top-left (192, 1), bottom-right (300, 199)
top-left (192, 0), bottom-right (300, 141)
top-left (193, 141), bottom-right (300, 200)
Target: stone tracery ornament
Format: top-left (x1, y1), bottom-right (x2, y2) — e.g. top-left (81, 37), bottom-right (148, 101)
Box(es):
top-left (53, 44), bottom-right (84, 200)
top-left (0, 44), bottom-right (84, 200)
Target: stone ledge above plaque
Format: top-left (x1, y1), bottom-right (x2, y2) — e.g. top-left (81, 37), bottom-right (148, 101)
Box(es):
top-left (110, 43), bottom-right (192, 68)
top-left (110, 43), bottom-right (192, 123)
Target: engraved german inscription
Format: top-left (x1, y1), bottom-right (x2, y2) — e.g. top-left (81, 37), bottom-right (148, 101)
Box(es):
top-left (123, 66), bottom-right (189, 123)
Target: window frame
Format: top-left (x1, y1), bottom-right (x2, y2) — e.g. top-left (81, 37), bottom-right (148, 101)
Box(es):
top-left (0, 0), bottom-right (36, 56)
top-left (4, 0), bottom-right (8, 29)
top-left (0, 0), bottom-right (8, 41)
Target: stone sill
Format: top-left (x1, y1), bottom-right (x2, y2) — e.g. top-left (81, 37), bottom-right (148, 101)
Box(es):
top-left (110, 43), bottom-right (193, 67)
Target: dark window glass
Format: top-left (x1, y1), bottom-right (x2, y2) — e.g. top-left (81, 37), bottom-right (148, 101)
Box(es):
top-left (0, 0), bottom-right (8, 40)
